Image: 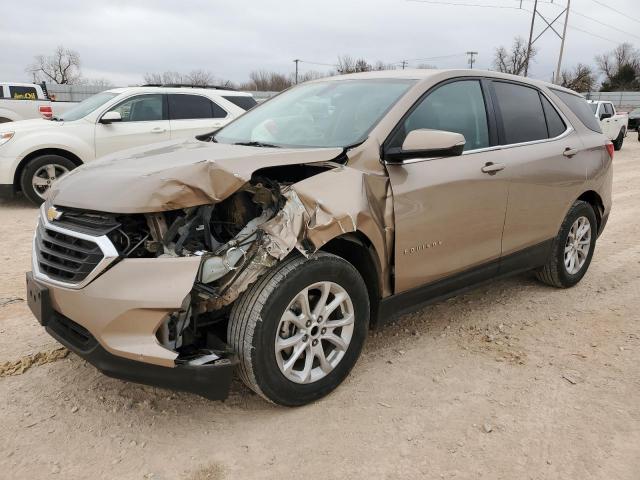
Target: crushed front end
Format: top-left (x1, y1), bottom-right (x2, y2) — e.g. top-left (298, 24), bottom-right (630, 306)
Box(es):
top-left (27, 178), bottom-right (309, 400)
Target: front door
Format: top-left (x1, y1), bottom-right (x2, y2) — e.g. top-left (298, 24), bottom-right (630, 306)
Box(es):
top-left (95, 94), bottom-right (170, 158)
top-left (385, 79), bottom-right (509, 293)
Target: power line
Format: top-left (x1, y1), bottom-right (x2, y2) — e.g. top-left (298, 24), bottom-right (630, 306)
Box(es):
top-left (406, 0), bottom-right (522, 9)
top-left (588, 0), bottom-right (640, 25)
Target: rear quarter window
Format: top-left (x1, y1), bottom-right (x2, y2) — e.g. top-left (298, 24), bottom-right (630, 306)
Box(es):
top-left (551, 90), bottom-right (602, 133)
top-left (9, 86), bottom-right (38, 100)
top-left (222, 95), bottom-right (258, 111)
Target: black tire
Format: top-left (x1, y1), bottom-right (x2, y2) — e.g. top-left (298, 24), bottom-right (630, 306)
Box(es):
top-left (613, 129), bottom-right (624, 151)
top-left (535, 201), bottom-right (597, 288)
top-left (19, 154), bottom-right (77, 205)
top-left (228, 252), bottom-right (369, 406)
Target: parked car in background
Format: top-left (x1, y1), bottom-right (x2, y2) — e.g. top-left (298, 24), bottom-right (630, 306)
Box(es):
top-left (587, 100), bottom-right (628, 151)
top-left (0, 82), bottom-right (76, 123)
top-left (26, 70), bottom-right (612, 406)
top-left (627, 107), bottom-right (640, 132)
top-left (0, 85), bottom-right (257, 204)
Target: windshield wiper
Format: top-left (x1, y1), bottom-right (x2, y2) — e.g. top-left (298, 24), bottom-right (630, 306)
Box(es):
top-left (233, 141), bottom-right (281, 148)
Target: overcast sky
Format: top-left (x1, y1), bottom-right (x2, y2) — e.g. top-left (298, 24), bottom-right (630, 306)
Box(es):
top-left (1, 0), bottom-right (638, 86)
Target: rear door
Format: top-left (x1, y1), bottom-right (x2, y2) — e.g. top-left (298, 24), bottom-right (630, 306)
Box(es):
top-left (492, 81), bottom-right (589, 257)
top-left (95, 94), bottom-right (170, 157)
top-left (168, 94), bottom-right (228, 139)
top-left (385, 78), bottom-right (509, 292)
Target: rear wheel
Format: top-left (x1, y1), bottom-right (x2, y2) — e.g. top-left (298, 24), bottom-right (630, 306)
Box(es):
top-left (228, 252), bottom-right (369, 406)
top-left (19, 154), bottom-right (76, 205)
top-left (536, 201), bottom-right (597, 288)
top-left (613, 128), bottom-right (625, 151)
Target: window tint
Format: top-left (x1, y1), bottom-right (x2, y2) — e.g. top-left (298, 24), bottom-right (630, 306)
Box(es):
top-left (389, 80), bottom-right (489, 151)
top-left (108, 94), bottom-right (164, 122)
top-left (604, 103), bottom-right (614, 115)
top-left (211, 101), bottom-right (227, 118)
top-left (551, 90), bottom-right (602, 133)
top-left (168, 94), bottom-right (227, 120)
top-left (494, 82), bottom-right (547, 144)
top-left (9, 86), bottom-right (37, 100)
top-left (222, 95), bottom-right (258, 111)
top-left (541, 96), bottom-right (566, 138)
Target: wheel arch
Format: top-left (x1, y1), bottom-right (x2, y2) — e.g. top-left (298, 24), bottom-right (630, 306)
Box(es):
top-left (13, 148), bottom-right (83, 191)
top-left (319, 231), bottom-right (382, 328)
top-left (576, 190), bottom-right (604, 231)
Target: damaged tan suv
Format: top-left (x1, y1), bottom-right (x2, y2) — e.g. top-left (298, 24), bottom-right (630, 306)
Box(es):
top-left (26, 70), bottom-right (613, 406)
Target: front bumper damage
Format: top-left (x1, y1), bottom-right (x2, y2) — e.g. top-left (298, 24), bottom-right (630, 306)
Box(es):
top-left (27, 252), bottom-right (237, 400)
top-left (27, 271), bottom-right (234, 399)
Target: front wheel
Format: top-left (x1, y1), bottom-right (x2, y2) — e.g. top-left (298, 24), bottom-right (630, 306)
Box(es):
top-left (613, 128), bottom-right (625, 151)
top-left (535, 201), bottom-right (597, 288)
top-left (19, 154), bottom-right (76, 205)
top-left (228, 252), bottom-right (369, 406)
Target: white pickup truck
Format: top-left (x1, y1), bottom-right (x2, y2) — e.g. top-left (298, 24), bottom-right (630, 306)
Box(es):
top-left (0, 82), bottom-right (74, 123)
top-left (587, 100), bottom-right (628, 151)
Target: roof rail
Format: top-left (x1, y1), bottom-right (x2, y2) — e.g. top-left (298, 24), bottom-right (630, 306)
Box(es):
top-left (140, 83), bottom-right (237, 91)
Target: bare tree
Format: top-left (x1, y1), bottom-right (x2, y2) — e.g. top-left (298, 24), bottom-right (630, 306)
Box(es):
top-left (336, 55), bottom-right (372, 74)
top-left (239, 70), bottom-right (293, 91)
top-left (86, 78), bottom-right (114, 88)
top-left (560, 64), bottom-right (596, 92)
top-left (142, 70), bottom-right (232, 87)
top-left (493, 37), bottom-right (536, 76)
top-left (185, 69), bottom-right (216, 86)
top-left (595, 43), bottom-right (640, 91)
top-left (143, 71), bottom-right (185, 85)
top-left (416, 63), bottom-right (437, 70)
top-left (26, 46), bottom-right (82, 84)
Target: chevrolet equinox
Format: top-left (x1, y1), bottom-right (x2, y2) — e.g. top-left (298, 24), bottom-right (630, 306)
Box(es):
top-left (26, 70), bottom-right (613, 406)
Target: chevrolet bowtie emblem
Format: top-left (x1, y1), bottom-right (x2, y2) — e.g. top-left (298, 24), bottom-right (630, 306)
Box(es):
top-left (47, 206), bottom-right (62, 222)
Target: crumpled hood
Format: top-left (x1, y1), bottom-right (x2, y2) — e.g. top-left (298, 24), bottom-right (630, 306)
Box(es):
top-left (49, 139), bottom-right (343, 213)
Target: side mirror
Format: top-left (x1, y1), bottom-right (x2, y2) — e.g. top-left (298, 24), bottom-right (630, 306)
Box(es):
top-left (99, 111), bottom-right (122, 124)
top-left (600, 112), bottom-right (612, 121)
top-left (385, 129), bottom-right (466, 162)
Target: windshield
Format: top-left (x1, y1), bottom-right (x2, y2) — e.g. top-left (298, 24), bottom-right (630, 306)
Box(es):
top-left (58, 92), bottom-right (118, 121)
top-left (214, 79), bottom-right (415, 148)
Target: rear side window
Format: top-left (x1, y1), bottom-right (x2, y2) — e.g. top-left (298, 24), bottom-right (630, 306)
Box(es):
top-left (493, 82), bottom-right (547, 144)
top-left (541, 96), bottom-right (566, 138)
top-left (168, 94), bottom-right (227, 120)
top-left (9, 86), bottom-right (37, 100)
top-left (222, 95), bottom-right (258, 111)
top-left (551, 90), bottom-right (602, 133)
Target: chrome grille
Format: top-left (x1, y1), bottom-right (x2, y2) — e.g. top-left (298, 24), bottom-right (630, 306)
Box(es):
top-left (35, 222), bottom-right (104, 283)
top-left (33, 204), bottom-right (119, 289)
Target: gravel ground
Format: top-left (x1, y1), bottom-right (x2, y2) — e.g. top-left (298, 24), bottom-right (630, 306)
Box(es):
top-left (1, 140), bottom-right (639, 480)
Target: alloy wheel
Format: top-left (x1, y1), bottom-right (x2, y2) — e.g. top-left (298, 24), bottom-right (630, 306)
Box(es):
top-left (564, 216), bottom-right (591, 275)
top-left (275, 281), bottom-right (355, 384)
top-left (32, 164), bottom-right (69, 199)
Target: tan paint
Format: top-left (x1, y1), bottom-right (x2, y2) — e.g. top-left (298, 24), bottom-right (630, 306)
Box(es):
top-left (47, 256), bottom-right (201, 367)
top-left (39, 69), bottom-right (613, 368)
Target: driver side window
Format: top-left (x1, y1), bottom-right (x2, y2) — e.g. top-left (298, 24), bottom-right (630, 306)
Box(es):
top-left (108, 94), bottom-right (165, 122)
top-left (389, 80), bottom-right (490, 152)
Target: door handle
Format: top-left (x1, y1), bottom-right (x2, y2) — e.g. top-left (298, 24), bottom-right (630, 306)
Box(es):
top-left (481, 162), bottom-right (505, 174)
top-left (563, 147), bottom-right (579, 158)
top-left (151, 127), bottom-right (166, 133)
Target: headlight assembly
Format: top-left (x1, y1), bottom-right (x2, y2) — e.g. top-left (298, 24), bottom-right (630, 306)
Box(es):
top-left (0, 131), bottom-right (14, 147)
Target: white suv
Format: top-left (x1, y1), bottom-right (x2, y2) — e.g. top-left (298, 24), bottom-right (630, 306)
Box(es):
top-left (0, 86), bottom-right (256, 204)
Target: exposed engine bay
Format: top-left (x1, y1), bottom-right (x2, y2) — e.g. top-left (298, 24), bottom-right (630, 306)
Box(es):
top-left (97, 174), bottom-right (323, 364)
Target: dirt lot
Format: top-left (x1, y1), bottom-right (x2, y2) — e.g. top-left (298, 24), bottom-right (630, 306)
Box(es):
top-left (1, 140), bottom-right (639, 480)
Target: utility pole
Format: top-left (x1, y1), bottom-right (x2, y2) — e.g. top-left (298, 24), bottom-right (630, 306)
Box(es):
top-left (466, 51), bottom-right (478, 69)
top-left (555, 0), bottom-right (570, 84)
top-left (524, 0), bottom-right (538, 77)
top-left (294, 59), bottom-right (300, 84)
top-left (400, 60), bottom-right (408, 70)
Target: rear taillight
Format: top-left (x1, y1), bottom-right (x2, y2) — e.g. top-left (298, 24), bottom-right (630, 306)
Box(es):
top-left (605, 141), bottom-right (614, 159)
top-left (39, 105), bottom-right (53, 119)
